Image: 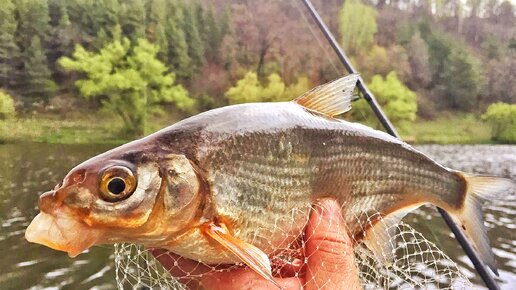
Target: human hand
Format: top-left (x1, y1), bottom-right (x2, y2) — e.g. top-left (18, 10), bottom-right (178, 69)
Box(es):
top-left (151, 199), bottom-right (361, 290)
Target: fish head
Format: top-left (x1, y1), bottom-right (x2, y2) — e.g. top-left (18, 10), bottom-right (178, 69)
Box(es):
top-left (25, 142), bottom-right (203, 257)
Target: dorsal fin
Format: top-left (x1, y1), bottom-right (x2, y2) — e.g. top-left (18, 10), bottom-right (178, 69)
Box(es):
top-left (293, 74), bottom-right (359, 117)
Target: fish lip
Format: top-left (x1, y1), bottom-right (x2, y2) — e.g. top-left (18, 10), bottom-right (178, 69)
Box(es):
top-left (25, 210), bottom-right (103, 257)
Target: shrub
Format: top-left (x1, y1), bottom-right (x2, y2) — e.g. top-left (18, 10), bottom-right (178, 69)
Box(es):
top-left (482, 102), bottom-right (516, 143)
top-left (0, 90), bottom-right (15, 119)
top-left (225, 72), bottom-right (310, 104)
top-left (353, 72), bottom-right (417, 135)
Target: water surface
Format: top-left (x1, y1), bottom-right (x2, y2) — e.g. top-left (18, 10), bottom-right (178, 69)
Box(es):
top-left (0, 143), bottom-right (514, 289)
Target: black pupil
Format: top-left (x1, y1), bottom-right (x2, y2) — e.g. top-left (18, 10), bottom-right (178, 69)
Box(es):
top-left (108, 178), bottom-right (126, 195)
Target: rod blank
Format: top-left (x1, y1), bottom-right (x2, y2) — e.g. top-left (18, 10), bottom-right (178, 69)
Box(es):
top-left (299, 0), bottom-right (500, 289)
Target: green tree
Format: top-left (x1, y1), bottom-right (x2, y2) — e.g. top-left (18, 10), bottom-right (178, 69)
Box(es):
top-left (354, 72), bottom-right (417, 135)
top-left (15, 0), bottom-right (51, 47)
top-left (165, 1), bottom-right (191, 79)
top-left (437, 45), bottom-right (483, 111)
top-left (226, 72), bottom-right (310, 104)
top-left (66, 0), bottom-right (121, 49)
top-left (24, 36), bottom-right (57, 99)
top-left (339, 0), bottom-right (378, 55)
top-left (424, 27), bottom-right (484, 111)
top-left (120, 0), bottom-right (145, 41)
top-left (13, 0), bottom-right (53, 98)
top-left (406, 32), bottom-right (431, 89)
top-left (182, 2), bottom-right (205, 73)
top-left (48, 0), bottom-right (74, 83)
top-left (0, 0), bottom-right (20, 89)
top-left (225, 72), bottom-right (262, 104)
top-left (0, 90), bottom-right (16, 119)
top-left (147, 0), bottom-right (168, 59)
top-left (482, 102), bottom-right (516, 143)
top-left (197, 4), bottom-right (230, 63)
top-left (59, 37), bottom-right (195, 136)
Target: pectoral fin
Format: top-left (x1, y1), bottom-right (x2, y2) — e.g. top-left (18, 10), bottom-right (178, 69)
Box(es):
top-left (202, 222), bottom-right (282, 289)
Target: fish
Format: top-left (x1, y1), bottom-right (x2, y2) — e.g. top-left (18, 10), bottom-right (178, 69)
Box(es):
top-left (25, 74), bottom-right (514, 286)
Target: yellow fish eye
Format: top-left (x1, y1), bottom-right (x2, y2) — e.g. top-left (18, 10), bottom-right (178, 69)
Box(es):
top-left (99, 166), bottom-right (137, 202)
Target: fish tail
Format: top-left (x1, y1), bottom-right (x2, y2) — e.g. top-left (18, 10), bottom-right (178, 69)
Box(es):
top-left (450, 172), bottom-right (514, 275)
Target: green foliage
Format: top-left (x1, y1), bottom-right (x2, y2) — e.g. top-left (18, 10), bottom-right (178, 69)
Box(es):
top-left (354, 72), bottom-right (417, 135)
top-left (424, 29), bottom-right (484, 111)
top-left (164, 2), bottom-right (191, 79)
top-left (199, 5), bottom-right (230, 62)
top-left (15, 0), bottom-right (51, 46)
top-left (412, 113), bottom-right (491, 144)
top-left (120, 0), bottom-right (145, 41)
top-left (482, 103), bottom-right (516, 143)
top-left (406, 32), bottom-right (431, 89)
top-left (182, 2), bottom-right (204, 73)
top-left (225, 72), bottom-right (310, 104)
top-left (59, 37), bottom-right (195, 136)
top-left (0, 0), bottom-right (20, 88)
top-left (66, 0), bottom-right (121, 49)
top-left (25, 36), bottom-right (58, 99)
top-left (0, 90), bottom-right (16, 119)
top-left (339, 0), bottom-right (377, 55)
top-left (438, 44), bottom-right (483, 111)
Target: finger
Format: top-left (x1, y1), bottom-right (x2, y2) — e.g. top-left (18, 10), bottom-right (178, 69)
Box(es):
top-left (150, 248), bottom-right (213, 289)
top-left (200, 267), bottom-right (305, 290)
top-left (272, 256), bottom-right (304, 278)
top-left (151, 248), bottom-right (304, 290)
top-left (304, 199), bottom-right (361, 290)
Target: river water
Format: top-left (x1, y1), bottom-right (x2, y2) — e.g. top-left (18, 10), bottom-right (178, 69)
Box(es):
top-left (0, 143), bottom-right (514, 289)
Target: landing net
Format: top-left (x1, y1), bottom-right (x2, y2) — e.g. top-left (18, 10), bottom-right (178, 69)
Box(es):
top-left (114, 208), bottom-right (472, 289)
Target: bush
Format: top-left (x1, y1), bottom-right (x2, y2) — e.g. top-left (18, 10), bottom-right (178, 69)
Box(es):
top-left (0, 90), bottom-right (15, 119)
top-left (482, 102), bottom-right (516, 143)
top-left (225, 72), bottom-right (310, 104)
top-left (353, 72), bottom-right (417, 135)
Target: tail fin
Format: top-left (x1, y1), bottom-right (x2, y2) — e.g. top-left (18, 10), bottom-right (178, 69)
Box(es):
top-left (452, 173), bottom-right (515, 275)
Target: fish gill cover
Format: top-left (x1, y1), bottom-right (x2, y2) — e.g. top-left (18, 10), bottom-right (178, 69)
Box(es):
top-left (113, 210), bottom-right (472, 289)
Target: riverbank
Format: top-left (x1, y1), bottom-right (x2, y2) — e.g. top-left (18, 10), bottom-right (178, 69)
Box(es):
top-left (0, 113), bottom-right (495, 145)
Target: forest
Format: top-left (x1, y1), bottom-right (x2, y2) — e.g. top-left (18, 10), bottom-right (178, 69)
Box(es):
top-left (0, 0), bottom-right (514, 143)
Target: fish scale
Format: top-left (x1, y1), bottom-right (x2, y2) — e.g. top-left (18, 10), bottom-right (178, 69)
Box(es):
top-left (25, 75), bottom-right (512, 282)
top-left (184, 103), bottom-right (464, 250)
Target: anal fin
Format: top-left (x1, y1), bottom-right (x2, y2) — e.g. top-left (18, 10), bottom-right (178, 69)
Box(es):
top-left (363, 206), bottom-right (419, 265)
top-left (202, 222), bottom-right (282, 289)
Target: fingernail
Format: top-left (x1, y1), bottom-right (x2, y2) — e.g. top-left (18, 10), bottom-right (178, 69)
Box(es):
top-left (318, 199), bottom-right (341, 217)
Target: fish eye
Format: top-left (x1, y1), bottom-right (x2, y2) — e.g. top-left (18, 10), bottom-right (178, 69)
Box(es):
top-left (99, 166), bottom-right (137, 202)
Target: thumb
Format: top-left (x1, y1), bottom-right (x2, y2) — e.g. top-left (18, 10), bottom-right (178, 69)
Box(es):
top-left (304, 199), bottom-right (361, 290)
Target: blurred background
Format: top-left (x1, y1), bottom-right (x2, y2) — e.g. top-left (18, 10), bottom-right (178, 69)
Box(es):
top-left (0, 0), bottom-right (514, 289)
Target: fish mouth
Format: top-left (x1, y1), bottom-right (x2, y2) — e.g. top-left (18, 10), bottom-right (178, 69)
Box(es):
top-left (25, 210), bottom-right (103, 257)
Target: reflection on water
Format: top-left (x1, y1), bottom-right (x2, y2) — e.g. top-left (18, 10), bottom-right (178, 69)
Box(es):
top-left (412, 145), bottom-right (516, 290)
top-left (0, 143), bottom-right (115, 290)
top-left (0, 143), bottom-right (514, 289)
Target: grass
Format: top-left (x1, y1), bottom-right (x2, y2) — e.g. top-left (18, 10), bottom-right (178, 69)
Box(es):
top-left (0, 111), bottom-right (496, 145)
top-left (0, 112), bottom-right (182, 144)
top-left (409, 113), bottom-right (493, 144)
top-left (0, 114), bottom-right (124, 144)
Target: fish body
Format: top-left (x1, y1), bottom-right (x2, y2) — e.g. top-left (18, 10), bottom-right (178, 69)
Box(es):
top-left (158, 101), bottom-right (462, 264)
top-left (25, 75), bottom-right (513, 284)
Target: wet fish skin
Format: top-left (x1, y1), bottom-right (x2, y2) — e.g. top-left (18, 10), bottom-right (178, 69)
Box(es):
top-left (24, 75), bottom-right (513, 279)
top-left (152, 101), bottom-right (467, 263)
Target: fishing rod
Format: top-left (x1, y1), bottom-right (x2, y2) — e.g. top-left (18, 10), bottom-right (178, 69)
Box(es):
top-left (299, 0), bottom-right (500, 289)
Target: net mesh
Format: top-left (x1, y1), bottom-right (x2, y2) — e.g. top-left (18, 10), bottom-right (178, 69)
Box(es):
top-left (114, 206), bottom-right (472, 290)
